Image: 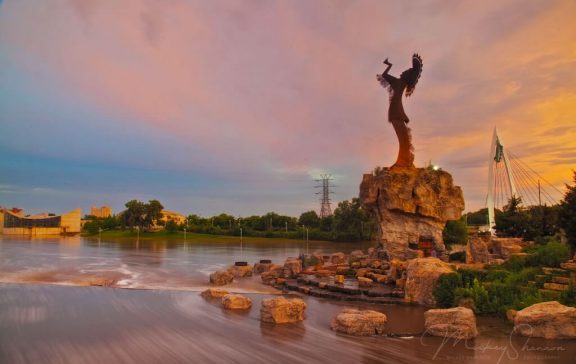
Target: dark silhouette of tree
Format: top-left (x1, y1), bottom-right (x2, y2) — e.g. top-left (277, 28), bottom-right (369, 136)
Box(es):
top-left (559, 171), bottom-right (576, 254)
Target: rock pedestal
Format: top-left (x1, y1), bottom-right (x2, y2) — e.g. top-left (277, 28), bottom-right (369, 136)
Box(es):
top-left (424, 307), bottom-right (478, 339)
top-left (210, 270), bottom-right (234, 286)
top-left (331, 309), bottom-right (387, 336)
top-left (513, 301), bottom-right (576, 339)
top-left (221, 294), bottom-right (252, 310)
top-left (201, 288), bottom-right (230, 299)
top-left (360, 166), bottom-right (464, 261)
top-left (260, 297), bottom-right (306, 324)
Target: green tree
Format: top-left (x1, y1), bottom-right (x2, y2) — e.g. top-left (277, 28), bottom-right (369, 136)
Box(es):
top-left (122, 199), bottom-right (164, 230)
top-left (559, 171), bottom-right (576, 254)
top-left (443, 217), bottom-right (468, 245)
top-left (332, 198), bottom-right (376, 242)
top-left (298, 210), bottom-right (320, 229)
top-left (496, 196), bottom-right (531, 238)
top-left (144, 200), bottom-right (164, 228)
top-left (165, 219), bottom-right (178, 233)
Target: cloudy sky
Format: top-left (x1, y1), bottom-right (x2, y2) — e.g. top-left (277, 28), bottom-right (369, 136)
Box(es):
top-left (1, 0), bottom-right (574, 217)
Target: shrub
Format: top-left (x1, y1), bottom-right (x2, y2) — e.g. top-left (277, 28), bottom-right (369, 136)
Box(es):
top-left (526, 241), bottom-right (570, 267)
top-left (501, 255), bottom-right (528, 272)
top-left (434, 272), bottom-right (462, 308)
top-left (485, 269), bottom-right (510, 282)
top-left (560, 282), bottom-right (576, 307)
top-left (454, 278), bottom-right (491, 313)
top-left (458, 268), bottom-right (487, 286)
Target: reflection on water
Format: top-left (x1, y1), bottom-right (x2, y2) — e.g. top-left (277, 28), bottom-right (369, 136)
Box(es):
top-left (0, 235), bottom-right (371, 291)
top-left (0, 237), bottom-right (574, 364)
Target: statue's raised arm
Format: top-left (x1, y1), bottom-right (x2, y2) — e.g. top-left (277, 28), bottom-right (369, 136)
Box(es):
top-left (376, 54), bottom-right (423, 168)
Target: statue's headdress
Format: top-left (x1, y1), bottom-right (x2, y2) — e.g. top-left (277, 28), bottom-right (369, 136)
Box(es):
top-left (401, 53), bottom-right (423, 97)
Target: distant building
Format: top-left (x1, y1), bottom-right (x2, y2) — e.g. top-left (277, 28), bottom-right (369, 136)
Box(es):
top-left (161, 210), bottom-right (187, 225)
top-left (0, 208), bottom-right (82, 236)
top-left (91, 206), bottom-right (112, 218)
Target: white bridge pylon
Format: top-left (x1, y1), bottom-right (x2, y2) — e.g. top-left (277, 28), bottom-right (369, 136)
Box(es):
top-left (487, 127), bottom-right (518, 235)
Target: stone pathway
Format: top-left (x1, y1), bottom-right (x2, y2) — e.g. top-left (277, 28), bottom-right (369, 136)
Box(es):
top-left (282, 275), bottom-right (406, 304)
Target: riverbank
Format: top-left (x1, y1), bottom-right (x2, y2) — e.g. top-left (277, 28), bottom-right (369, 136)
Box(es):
top-left (81, 230), bottom-right (367, 245)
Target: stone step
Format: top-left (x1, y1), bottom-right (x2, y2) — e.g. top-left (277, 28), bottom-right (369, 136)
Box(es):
top-left (542, 267), bottom-right (569, 276)
top-left (539, 289), bottom-right (562, 300)
top-left (543, 282), bottom-right (569, 292)
top-left (552, 276), bottom-right (571, 285)
top-left (560, 261), bottom-right (576, 271)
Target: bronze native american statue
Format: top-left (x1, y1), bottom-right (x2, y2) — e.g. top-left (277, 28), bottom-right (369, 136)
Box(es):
top-left (377, 54), bottom-right (423, 168)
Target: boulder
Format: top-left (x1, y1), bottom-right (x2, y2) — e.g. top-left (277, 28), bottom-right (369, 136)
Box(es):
top-left (466, 235), bottom-right (490, 264)
top-left (404, 257), bottom-right (454, 306)
top-left (261, 266), bottom-right (282, 285)
top-left (370, 260), bottom-right (383, 269)
top-left (359, 167), bottom-right (464, 261)
top-left (330, 309), bottom-right (387, 336)
top-left (315, 270), bottom-right (333, 278)
top-left (490, 237), bottom-right (524, 259)
top-left (260, 297), bottom-right (306, 324)
top-left (357, 277), bottom-right (373, 287)
top-left (253, 262), bottom-right (274, 275)
top-left (283, 259), bottom-right (302, 278)
top-left (513, 301), bottom-right (576, 339)
top-left (209, 270), bottom-right (234, 286)
top-left (311, 252), bottom-right (325, 266)
top-left (349, 250), bottom-right (365, 262)
top-left (424, 307), bottom-right (478, 339)
top-left (221, 294), bottom-right (252, 310)
top-left (506, 309), bottom-right (517, 323)
top-left (228, 264), bottom-right (253, 278)
top-left (201, 288), bottom-right (229, 299)
top-left (330, 252), bottom-right (347, 265)
top-left (371, 274), bottom-right (387, 283)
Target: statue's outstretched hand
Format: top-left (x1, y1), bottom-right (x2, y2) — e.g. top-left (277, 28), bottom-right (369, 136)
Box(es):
top-left (383, 58), bottom-right (392, 66)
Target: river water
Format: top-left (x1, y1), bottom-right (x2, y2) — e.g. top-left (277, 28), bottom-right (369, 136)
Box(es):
top-left (0, 236), bottom-right (574, 364)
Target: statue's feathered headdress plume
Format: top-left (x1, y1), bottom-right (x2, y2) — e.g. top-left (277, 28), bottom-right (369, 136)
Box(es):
top-left (404, 53), bottom-right (423, 97)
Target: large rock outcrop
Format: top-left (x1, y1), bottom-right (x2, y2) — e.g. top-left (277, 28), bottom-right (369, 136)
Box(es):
top-left (513, 301), bottom-right (576, 339)
top-left (424, 307), bottom-right (478, 339)
top-left (360, 166), bottom-right (464, 261)
top-left (404, 257), bottom-right (454, 306)
top-left (331, 309), bottom-right (387, 336)
top-left (260, 297), bottom-right (306, 324)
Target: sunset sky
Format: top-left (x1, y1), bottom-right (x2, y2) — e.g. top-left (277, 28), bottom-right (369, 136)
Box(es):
top-left (1, 0), bottom-right (575, 217)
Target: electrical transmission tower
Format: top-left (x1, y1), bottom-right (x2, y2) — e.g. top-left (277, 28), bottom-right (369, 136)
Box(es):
top-left (315, 174), bottom-right (334, 218)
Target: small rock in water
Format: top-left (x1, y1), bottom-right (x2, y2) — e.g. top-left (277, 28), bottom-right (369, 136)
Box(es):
top-left (331, 309), bottom-right (387, 336)
top-left (514, 301), bottom-right (576, 339)
top-left (209, 270), bottom-right (234, 286)
top-left (201, 288), bottom-right (229, 299)
top-left (424, 307), bottom-right (478, 339)
top-left (283, 259), bottom-right (302, 278)
top-left (253, 262), bottom-right (273, 275)
top-left (260, 297), bottom-right (306, 324)
top-left (221, 294), bottom-right (252, 310)
top-left (228, 264), bottom-right (253, 278)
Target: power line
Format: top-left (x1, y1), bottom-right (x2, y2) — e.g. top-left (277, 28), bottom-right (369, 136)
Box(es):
top-left (315, 174), bottom-right (334, 218)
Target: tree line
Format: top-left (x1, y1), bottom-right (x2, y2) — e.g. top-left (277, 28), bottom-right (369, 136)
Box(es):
top-left (84, 197), bottom-right (378, 242)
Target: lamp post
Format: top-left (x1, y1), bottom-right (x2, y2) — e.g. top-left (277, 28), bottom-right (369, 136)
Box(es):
top-left (184, 227), bottom-right (187, 241)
